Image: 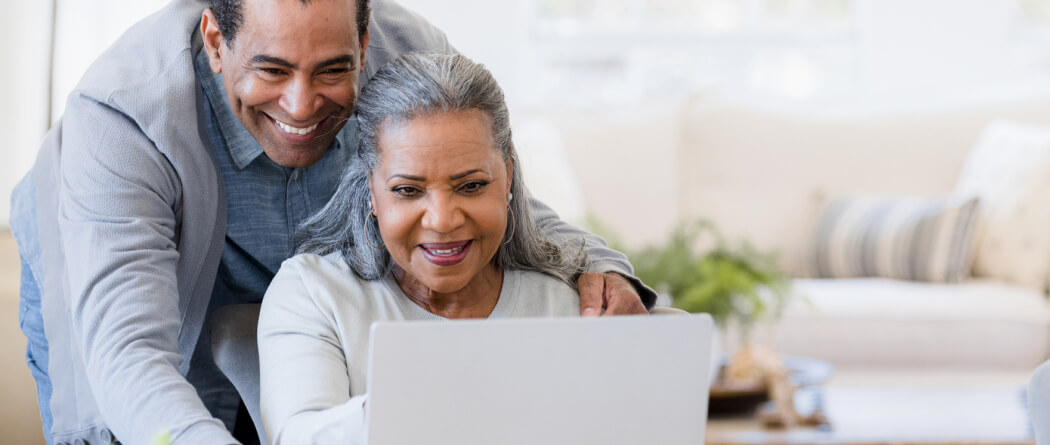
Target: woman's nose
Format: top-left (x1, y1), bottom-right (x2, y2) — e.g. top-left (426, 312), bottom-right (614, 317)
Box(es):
top-left (421, 195), bottom-right (465, 233)
top-left (279, 77), bottom-right (324, 121)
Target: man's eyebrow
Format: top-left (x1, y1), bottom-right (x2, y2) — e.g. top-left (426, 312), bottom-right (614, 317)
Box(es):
top-left (315, 55), bottom-right (356, 70)
top-left (249, 55), bottom-right (293, 68)
top-left (450, 169), bottom-right (484, 180)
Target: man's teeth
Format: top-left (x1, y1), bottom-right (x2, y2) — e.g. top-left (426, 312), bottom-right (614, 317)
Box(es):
top-left (428, 246), bottom-right (465, 257)
top-left (276, 120), bottom-right (319, 135)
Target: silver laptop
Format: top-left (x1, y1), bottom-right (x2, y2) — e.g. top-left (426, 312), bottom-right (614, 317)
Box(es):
top-left (365, 314), bottom-right (714, 445)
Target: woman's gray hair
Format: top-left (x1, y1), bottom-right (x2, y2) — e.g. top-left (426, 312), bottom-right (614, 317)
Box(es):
top-left (297, 53), bottom-right (585, 285)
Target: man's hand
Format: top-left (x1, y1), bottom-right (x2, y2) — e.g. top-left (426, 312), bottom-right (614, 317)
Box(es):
top-left (577, 272), bottom-right (648, 317)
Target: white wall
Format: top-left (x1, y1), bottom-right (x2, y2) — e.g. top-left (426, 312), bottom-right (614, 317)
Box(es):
top-left (0, 2), bottom-right (52, 229)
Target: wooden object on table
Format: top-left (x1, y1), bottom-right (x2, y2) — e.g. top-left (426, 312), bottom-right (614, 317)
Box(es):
top-left (721, 346), bottom-right (829, 428)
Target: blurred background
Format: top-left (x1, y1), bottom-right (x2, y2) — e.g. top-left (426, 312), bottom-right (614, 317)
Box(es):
top-left (3, 0), bottom-right (1050, 443)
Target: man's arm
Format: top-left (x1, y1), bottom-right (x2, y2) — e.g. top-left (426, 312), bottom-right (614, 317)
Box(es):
top-left (59, 95), bottom-right (235, 445)
top-left (526, 192), bottom-right (657, 314)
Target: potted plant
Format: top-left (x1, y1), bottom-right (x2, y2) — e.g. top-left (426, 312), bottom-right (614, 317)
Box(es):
top-left (606, 219), bottom-right (792, 333)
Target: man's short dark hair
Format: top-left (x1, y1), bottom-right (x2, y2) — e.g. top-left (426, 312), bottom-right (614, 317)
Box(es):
top-left (210, 0), bottom-right (371, 47)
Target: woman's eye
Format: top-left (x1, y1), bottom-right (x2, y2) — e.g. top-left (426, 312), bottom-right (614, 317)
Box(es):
top-left (458, 181), bottom-right (489, 194)
top-left (391, 186), bottom-right (421, 197)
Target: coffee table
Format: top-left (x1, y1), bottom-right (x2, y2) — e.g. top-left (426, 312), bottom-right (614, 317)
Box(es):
top-left (706, 369), bottom-right (1034, 445)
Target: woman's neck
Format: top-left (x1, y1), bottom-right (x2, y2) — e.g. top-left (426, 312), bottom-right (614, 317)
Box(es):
top-left (392, 264), bottom-right (505, 319)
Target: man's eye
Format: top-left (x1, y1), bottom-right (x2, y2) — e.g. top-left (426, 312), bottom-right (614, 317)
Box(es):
top-left (391, 186), bottom-right (421, 197)
top-left (259, 67), bottom-right (285, 76)
top-left (458, 181), bottom-right (489, 194)
top-left (322, 68), bottom-right (350, 75)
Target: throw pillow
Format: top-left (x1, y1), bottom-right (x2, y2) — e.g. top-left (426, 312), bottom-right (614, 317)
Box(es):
top-left (811, 195), bottom-right (980, 283)
top-left (953, 119), bottom-right (1050, 291)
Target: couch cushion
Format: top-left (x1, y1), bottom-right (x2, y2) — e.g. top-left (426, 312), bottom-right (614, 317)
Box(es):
top-left (811, 195), bottom-right (980, 283)
top-left (750, 278), bottom-right (1050, 369)
top-left (954, 120), bottom-right (1050, 291)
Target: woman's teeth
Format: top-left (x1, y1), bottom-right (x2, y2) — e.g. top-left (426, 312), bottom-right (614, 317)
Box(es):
top-left (427, 246), bottom-right (465, 257)
top-left (276, 120), bottom-right (319, 135)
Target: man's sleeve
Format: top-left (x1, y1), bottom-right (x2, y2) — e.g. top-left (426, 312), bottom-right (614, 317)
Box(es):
top-left (59, 94), bottom-right (236, 445)
top-left (526, 192), bottom-right (658, 309)
top-left (363, 0), bottom-right (457, 80)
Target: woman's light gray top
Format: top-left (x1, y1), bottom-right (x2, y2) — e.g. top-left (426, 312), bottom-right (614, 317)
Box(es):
top-left (258, 253), bottom-right (581, 444)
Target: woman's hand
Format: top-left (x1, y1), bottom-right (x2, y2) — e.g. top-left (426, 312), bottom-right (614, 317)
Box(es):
top-left (577, 272), bottom-right (648, 317)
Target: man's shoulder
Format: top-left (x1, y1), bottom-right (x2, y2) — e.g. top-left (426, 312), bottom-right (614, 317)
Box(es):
top-left (74, 0), bottom-right (207, 111)
top-left (363, 0), bottom-right (455, 80)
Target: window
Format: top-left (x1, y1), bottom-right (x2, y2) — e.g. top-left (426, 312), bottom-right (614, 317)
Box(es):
top-left (524, 0), bottom-right (859, 105)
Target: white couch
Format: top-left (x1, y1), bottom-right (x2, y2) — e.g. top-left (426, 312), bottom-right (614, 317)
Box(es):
top-left (515, 92), bottom-right (1050, 370)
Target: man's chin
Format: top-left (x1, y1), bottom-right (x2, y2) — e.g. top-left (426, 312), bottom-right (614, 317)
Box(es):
top-left (262, 142), bottom-right (331, 168)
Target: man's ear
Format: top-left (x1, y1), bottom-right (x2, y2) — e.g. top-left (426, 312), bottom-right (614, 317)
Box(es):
top-left (200, 9), bottom-right (226, 74)
top-left (358, 30), bottom-right (370, 73)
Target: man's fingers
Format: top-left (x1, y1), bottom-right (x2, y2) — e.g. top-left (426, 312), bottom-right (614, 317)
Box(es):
top-left (576, 272), bottom-right (606, 317)
top-left (601, 273), bottom-right (648, 316)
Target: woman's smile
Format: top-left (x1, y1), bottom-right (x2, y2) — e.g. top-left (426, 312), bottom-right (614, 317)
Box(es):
top-left (419, 240), bottom-right (473, 266)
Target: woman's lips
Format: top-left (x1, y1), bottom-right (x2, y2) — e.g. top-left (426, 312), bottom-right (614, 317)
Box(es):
top-left (419, 240), bottom-right (472, 266)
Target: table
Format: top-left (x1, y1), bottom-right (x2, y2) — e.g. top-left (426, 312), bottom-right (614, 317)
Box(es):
top-left (706, 370), bottom-right (1034, 445)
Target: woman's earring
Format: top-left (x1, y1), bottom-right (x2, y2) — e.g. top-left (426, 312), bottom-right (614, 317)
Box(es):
top-left (363, 212), bottom-right (382, 250)
top-left (503, 207), bottom-right (516, 245)
top-left (507, 193), bottom-right (513, 203)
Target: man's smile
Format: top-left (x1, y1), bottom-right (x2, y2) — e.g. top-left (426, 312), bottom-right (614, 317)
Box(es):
top-left (275, 119), bottom-right (320, 136)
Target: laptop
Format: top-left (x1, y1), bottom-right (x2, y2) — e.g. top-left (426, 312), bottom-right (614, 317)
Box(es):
top-left (365, 314), bottom-right (714, 445)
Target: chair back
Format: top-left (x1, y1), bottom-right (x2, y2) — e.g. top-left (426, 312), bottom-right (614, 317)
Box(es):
top-left (209, 303), bottom-right (266, 444)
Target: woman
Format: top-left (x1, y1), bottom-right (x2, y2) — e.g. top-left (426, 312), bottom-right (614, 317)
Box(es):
top-left (258, 53), bottom-right (587, 444)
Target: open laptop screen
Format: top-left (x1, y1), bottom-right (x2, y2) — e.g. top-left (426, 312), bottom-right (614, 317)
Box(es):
top-left (366, 314), bottom-right (713, 445)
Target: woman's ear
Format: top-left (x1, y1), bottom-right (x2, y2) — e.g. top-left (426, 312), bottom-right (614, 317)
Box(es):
top-left (504, 158), bottom-right (514, 196)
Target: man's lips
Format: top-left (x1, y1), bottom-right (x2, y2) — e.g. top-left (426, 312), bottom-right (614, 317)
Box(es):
top-left (276, 119), bottom-right (319, 135)
top-left (419, 240), bottom-right (472, 266)
top-left (269, 115), bottom-right (328, 143)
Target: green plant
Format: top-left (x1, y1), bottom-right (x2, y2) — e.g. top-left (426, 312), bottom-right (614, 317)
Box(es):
top-left (596, 219), bottom-right (793, 334)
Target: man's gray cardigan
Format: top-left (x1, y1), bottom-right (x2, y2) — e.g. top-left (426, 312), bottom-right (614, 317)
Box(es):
top-left (11, 1), bottom-right (651, 444)
top-left (9, 0), bottom-right (461, 443)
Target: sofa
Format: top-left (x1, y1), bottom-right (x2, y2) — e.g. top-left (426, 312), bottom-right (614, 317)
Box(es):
top-left (514, 91), bottom-right (1050, 370)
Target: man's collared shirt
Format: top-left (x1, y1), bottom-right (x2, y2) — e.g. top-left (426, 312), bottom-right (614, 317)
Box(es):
top-left (194, 48), bottom-right (355, 308)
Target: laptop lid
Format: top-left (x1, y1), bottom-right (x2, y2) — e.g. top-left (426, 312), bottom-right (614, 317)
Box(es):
top-left (366, 314), bottom-right (713, 445)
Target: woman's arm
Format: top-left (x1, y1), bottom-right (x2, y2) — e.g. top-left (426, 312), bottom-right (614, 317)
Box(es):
top-left (258, 258), bottom-right (368, 445)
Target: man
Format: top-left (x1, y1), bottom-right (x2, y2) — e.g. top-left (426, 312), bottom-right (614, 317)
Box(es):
top-left (10, 0), bottom-right (655, 444)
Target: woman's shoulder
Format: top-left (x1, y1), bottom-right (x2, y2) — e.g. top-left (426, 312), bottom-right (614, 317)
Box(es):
top-left (509, 269), bottom-right (581, 317)
top-left (280, 252), bottom-right (355, 275)
top-left (514, 269), bottom-right (577, 294)
top-left (268, 253), bottom-right (375, 305)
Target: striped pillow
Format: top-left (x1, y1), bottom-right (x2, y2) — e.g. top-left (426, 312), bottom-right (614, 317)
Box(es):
top-left (811, 196), bottom-right (981, 283)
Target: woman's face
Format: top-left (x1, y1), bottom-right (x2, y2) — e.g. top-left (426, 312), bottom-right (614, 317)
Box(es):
top-left (369, 110), bottom-right (512, 294)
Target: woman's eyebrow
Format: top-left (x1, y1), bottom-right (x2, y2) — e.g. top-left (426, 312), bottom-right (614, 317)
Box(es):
top-left (450, 169), bottom-right (484, 180)
top-left (388, 174), bottom-right (425, 181)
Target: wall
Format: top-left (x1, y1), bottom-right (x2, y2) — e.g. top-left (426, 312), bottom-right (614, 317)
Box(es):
top-left (0, 2), bottom-right (52, 229)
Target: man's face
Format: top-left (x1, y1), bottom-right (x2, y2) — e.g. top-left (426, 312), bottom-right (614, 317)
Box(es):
top-left (202, 0), bottom-right (368, 168)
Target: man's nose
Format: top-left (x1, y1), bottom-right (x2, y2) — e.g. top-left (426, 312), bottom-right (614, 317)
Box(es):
top-left (279, 76), bottom-right (324, 121)
top-left (421, 194), bottom-right (465, 233)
